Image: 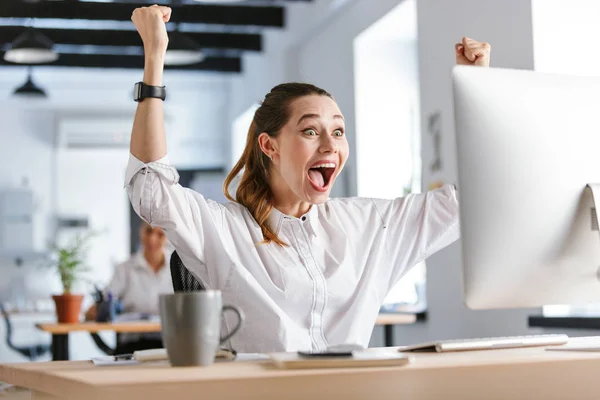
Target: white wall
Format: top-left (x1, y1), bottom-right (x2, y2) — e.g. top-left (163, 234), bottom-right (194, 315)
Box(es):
top-left (0, 107), bottom-right (55, 253)
top-left (532, 0), bottom-right (600, 77)
top-left (354, 37), bottom-right (419, 197)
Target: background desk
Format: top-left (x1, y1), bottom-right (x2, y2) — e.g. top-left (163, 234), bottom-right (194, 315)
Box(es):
top-left (37, 314), bottom-right (416, 361)
top-left (528, 315), bottom-right (600, 330)
top-left (375, 313), bottom-right (416, 346)
top-left (36, 322), bottom-right (161, 361)
top-left (2, 340), bottom-right (600, 400)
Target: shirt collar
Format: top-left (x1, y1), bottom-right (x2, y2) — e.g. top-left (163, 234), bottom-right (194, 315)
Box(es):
top-left (133, 250), bottom-right (169, 274)
top-left (267, 205), bottom-right (319, 238)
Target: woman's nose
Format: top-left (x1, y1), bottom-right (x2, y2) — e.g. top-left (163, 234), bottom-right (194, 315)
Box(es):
top-left (319, 135), bottom-right (338, 153)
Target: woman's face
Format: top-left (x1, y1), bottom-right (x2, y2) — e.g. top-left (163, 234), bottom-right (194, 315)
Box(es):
top-left (270, 95), bottom-right (349, 205)
top-left (140, 224), bottom-right (166, 254)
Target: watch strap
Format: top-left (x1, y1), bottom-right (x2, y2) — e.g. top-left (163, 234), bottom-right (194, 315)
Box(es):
top-left (134, 82), bottom-right (166, 102)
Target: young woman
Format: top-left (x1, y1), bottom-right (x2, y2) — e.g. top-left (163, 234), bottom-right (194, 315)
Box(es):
top-left (127, 5), bottom-right (491, 352)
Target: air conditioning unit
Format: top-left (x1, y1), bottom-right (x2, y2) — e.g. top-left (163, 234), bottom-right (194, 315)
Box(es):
top-left (57, 115), bottom-right (133, 149)
top-left (57, 114), bottom-right (175, 149)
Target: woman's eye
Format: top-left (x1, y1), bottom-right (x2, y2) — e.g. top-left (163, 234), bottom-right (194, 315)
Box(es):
top-left (303, 129), bottom-right (317, 136)
top-left (333, 129), bottom-right (344, 137)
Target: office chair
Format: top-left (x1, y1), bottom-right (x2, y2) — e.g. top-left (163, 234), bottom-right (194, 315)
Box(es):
top-left (170, 250), bottom-right (205, 292)
top-left (90, 333), bottom-right (116, 355)
top-left (0, 304), bottom-right (51, 361)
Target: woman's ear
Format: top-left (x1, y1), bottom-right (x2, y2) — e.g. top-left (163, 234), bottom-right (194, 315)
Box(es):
top-left (258, 132), bottom-right (277, 160)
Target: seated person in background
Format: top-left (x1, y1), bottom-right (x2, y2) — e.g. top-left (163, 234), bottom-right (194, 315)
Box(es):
top-left (85, 222), bottom-right (173, 353)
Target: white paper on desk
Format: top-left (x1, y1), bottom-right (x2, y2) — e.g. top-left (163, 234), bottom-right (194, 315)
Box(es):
top-left (546, 345), bottom-right (600, 352)
top-left (233, 353), bottom-right (269, 362)
top-left (546, 336), bottom-right (600, 352)
top-left (91, 356), bottom-right (140, 366)
top-left (92, 353), bottom-right (268, 366)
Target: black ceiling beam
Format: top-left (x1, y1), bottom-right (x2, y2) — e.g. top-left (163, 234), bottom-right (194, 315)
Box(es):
top-left (0, 26), bottom-right (261, 51)
top-left (0, 2), bottom-right (284, 27)
top-left (0, 52), bottom-right (241, 72)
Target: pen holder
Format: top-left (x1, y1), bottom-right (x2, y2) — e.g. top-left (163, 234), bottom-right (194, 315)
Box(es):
top-left (95, 300), bottom-right (118, 322)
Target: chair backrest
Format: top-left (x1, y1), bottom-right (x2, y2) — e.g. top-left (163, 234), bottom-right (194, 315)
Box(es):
top-left (0, 303), bottom-right (51, 360)
top-left (0, 303), bottom-right (14, 347)
top-left (170, 250), bottom-right (205, 292)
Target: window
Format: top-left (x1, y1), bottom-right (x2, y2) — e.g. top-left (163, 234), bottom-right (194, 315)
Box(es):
top-left (353, 0), bottom-right (425, 312)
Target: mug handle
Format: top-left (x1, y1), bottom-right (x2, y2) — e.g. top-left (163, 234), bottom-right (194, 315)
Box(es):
top-left (220, 305), bottom-right (244, 344)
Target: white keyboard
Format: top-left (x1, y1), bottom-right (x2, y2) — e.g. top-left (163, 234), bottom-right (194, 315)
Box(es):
top-left (400, 334), bottom-right (569, 353)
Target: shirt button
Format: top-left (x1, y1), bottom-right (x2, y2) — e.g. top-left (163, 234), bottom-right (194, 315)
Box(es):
top-left (302, 216), bottom-right (306, 221)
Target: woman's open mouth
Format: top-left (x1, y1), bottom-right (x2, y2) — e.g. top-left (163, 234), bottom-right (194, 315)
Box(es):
top-left (307, 162), bottom-right (336, 193)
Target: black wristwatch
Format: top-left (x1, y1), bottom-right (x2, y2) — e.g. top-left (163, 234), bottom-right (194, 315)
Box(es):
top-left (133, 81), bottom-right (166, 102)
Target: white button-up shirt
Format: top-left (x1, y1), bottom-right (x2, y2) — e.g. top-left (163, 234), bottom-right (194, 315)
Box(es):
top-left (107, 250), bottom-right (173, 343)
top-left (125, 153), bottom-right (459, 353)
top-left (107, 250), bottom-right (173, 316)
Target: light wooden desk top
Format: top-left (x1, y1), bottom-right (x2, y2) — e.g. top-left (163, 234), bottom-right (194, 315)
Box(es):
top-left (35, 313), bottom-right (415, 334)
top-left (35, 322), bottom-right (162, 334)
top-left (2, 339), bottom-right (600, 400)
top-left (375, 313), bottom-right (416, 325)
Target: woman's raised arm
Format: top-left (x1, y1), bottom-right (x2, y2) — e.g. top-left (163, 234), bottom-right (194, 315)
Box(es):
top-left (129, 5), bottom-right (171, 162)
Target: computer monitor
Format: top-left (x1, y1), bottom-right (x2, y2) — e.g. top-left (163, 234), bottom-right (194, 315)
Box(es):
top-left (453, 66), bottom-right (600, 309)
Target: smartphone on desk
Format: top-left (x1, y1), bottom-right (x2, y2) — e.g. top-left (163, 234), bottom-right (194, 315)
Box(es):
top-left (297, 350), bottom-right (353, 358)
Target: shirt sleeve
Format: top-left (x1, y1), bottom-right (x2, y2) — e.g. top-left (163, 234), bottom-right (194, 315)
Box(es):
top-left (106, 262), bottom-right (126, 300)
top-left (373, 184), bottom-right (460, 290)
top-left (123, 153), bottom-right (227, 289)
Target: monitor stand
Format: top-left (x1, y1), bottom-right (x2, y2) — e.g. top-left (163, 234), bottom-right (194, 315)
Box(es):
top-left (588, 184), bottom-right (600, 236)
top-left (546, 184), bottom-right (600, 352)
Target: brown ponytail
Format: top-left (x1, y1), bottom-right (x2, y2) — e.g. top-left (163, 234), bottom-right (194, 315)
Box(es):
top-left (223, 83), bottom-right (333, 246)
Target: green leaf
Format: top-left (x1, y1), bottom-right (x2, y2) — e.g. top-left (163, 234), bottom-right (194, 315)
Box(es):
top-left (46, 230), bottom-right (102, 294)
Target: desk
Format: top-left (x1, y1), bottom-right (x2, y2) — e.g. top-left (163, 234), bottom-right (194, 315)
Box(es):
top-left (36, 322), bottom-right (160, 361)
top-left (375, 313), bottom-right (416, 346)
top-left (2, 339), bottom-right (600, 400)
top-left (37, 314), bottom-right (416, 361)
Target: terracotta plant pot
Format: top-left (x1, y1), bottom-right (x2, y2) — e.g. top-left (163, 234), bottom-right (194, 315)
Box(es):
top-left (52, 294), bottom-right (84, 323)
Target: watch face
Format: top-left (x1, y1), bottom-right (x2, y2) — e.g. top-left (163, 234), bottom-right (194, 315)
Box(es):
top-left (133, 82), bottom-right (142, 101)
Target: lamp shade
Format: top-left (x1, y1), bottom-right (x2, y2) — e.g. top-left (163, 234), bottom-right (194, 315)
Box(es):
top-left (13, 69), bottom-right (47, 98)
top-left (164, 31), bottom-right (205, 66)
top-left (4, 28), bottom-right (59, 64)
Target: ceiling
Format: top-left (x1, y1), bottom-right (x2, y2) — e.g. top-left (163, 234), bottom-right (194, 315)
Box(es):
top-left (0, 0), bottom-right (312, 73)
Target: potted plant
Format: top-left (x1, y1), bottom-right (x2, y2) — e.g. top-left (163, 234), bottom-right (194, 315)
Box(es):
top-left (49, 233), bottom-right (94, 323)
